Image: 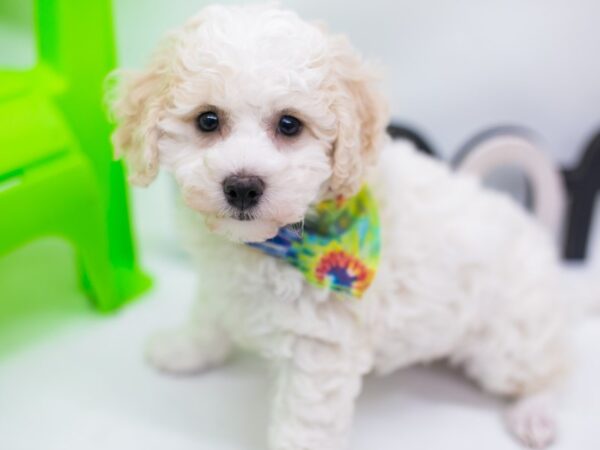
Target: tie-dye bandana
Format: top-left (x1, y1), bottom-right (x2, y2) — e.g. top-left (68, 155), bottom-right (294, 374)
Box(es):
top-left (247, 186), bottom-right (381, 298)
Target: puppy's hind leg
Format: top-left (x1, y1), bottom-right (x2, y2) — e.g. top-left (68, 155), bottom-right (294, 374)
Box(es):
top-left (464, 350), bottom-right (564, 449)
top-left (506, 392), bottom-right (558, 449)
top-left (455, 308), bottom-right (568, 448)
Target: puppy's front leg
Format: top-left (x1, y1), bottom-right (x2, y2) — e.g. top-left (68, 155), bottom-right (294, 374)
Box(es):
top-left (268, 338), bottom-right (365, 450)
top-left (146, 324), bottom-right (231, 375)
top-left (146, 300), bottom-right (231, 375)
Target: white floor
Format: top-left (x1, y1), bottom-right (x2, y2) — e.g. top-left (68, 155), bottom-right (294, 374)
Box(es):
top-left (1, 239), bottom-right (599, 450)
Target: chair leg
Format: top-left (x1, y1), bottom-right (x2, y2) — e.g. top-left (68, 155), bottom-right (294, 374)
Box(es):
top-left (0, 152), bottom-right (142, 312)
top-left (57, 158), bottom-right (121, 311)
top-left (38, 153), bottom-right (122, 311)
top-left (63, 186), bottom-right (119, 311)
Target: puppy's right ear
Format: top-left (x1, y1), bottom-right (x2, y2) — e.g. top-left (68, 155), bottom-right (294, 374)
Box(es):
top-left (107, 44), bottom-right (172, 186)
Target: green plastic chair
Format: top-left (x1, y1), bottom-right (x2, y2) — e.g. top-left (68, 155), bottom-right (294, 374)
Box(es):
top-left (0, 0), bottom-right (150, 312)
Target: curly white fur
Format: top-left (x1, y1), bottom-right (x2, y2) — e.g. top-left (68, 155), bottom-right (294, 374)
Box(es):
top-left (109, 4), bottom-right (575, 449)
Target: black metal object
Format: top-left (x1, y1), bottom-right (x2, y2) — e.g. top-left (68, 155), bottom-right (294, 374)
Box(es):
top-left (562, 131), bottom-right (600, 260)
top-left (387, 122), bottom-right (600, 261)
top-left (387, 123), bottom-right (437, 157)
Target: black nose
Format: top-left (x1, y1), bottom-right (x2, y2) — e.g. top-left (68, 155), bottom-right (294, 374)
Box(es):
top-left (222, 175), bottom-right (265, 210)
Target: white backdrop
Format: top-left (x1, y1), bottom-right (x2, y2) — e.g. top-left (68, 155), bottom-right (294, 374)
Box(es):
top-left (114, 0), bottom-right (600, 164)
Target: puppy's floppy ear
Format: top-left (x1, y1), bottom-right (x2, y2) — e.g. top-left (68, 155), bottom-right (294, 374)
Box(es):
top-left (327, 35), bottom-right (389, 198)
top-left (106, 39), bottom-right (174, 187)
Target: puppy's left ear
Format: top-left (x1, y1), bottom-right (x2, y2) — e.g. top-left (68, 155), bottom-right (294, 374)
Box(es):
top-left (327, 35), bottom-right (389, 198)
top-left (105, 35), bottom-right (175, 187)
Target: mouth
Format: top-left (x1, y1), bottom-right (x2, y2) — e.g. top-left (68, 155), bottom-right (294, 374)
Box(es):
top-left (234, 210), bottom-right (255, 221)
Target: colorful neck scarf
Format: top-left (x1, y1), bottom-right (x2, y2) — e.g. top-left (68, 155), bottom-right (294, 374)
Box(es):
top-left (248, 186), bottom-right (381, 298)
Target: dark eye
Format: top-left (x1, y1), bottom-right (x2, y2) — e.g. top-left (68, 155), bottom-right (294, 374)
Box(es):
top-left (196, 111), bottom-right (219, 132)
top-left (277, 115), bottom-right (302, 137)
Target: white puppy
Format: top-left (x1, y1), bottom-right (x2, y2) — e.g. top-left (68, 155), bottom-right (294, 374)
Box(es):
top-left (110, 4), bottom-right (578, 449)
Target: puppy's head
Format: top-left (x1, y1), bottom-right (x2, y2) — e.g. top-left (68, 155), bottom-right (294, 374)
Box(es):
top-left (109, 4), bottom-right (388, 242)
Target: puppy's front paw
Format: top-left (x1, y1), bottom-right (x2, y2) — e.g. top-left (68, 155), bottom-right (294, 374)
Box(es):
top-left (506, 394), bottom-right (557, 449)
top-left (145, 328), bottom-right (229, 375)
